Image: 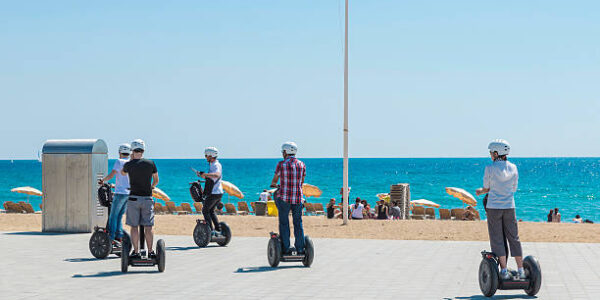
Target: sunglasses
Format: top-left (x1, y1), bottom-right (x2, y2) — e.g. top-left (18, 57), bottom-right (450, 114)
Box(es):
top-left (133, 149), bottom-right (144, 153)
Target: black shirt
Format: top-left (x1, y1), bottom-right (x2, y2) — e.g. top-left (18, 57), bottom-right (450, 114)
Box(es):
top-left (123, 158), bottom-right (157, 196)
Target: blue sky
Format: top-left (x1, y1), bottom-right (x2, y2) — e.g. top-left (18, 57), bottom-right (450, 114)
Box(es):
top-left (1, 1), bottom-right (599, 159)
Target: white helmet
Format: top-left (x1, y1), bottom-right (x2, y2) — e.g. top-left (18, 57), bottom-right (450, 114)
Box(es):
top-left (281, 141), bottom-right (298, 155)
top-left (488, 139), bottom-right (510, 156)
top-left (131, 139), bottom-right (145, 151)
top-left (118, 143), bottom-right (131, 154)
top-left (204, 146), bottom-right (219, 158)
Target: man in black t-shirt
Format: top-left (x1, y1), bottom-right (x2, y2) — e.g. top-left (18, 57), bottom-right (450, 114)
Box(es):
top-left (121, 139), bottom-right (159, 258)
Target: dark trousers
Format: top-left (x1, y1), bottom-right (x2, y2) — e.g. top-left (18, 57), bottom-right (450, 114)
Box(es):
top-left (202, 194), bottom-right (223, 231)
top-left (275, 198), bottom-right (305, 253)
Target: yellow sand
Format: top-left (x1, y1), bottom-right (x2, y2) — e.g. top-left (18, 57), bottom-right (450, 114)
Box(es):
top-left (2, 214), bottom-right (599, 243)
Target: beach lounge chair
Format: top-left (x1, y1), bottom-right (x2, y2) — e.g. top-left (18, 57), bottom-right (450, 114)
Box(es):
top-left (154, 202), bottom-right (165, 214)
top-left (165, 201), bottom-right (187, 215)
top-left (425, 207), bottom-right (436, 219)
top-left (313, 203), bottom-right (325, 215)
top-left (451, 208), bottom-right (465, 220)
top-left (411, 206), bottom-right (425, 220)
top-left (304, 203), bottom-right (314, 215)
top-left (6, 201), bottom-right (24, 213)
top-left (439, 209), bottom-right (451, 220)
top-left (250, 202), bottom-right (256, 212)
top-left (181, 203), bottom-right (194, 214)
top-left (224, 203), bottom-right (239, 215)
top-left (21, 202), bottom-right (36, 214)
top-left (237, 201), bottom-right (251, 215)
top-left (193, 202), bottom-right (203, 214)
top-left (474, 210), bottom-right (481, 220)
top-left (254, 202), bottom-right (267, 216)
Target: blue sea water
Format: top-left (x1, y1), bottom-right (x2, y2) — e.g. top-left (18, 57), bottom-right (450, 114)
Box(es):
top-left (1, 158), bottom-right (599, 222)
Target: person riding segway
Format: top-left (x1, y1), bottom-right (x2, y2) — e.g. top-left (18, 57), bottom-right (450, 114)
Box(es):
top-left (267, 142), bottom-right (314, 267)
top-left (119, 139), bottom-right (165, 272)
top-left (476, 139), bottom-right (541, 297)
top-left (90, 143), bottom-right (132, 258)
top-left (192, 147), bottom-right (232, 248)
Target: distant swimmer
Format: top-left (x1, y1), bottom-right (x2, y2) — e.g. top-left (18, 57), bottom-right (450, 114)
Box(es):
top-left (476, 139), bottom-right (525, 280)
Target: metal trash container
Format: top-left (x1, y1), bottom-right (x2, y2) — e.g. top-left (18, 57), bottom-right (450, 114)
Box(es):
top-left (255, 202), bottom-right (267, 216)
top-left (41, 139), bottom-right (108, 233)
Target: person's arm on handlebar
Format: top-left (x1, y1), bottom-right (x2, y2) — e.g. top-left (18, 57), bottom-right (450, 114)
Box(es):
top-left (271, 174), bottom-right (279, 188)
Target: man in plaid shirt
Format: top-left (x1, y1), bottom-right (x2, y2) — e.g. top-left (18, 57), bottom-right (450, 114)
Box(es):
top-left (271, 141), bottom-right (306, 254)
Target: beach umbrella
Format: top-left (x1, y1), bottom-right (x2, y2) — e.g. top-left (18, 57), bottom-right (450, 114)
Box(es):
top-left (222, 181), bottom-right (244, 199)
top-left (11, 186), bottom-right (42, 203)
top-left (152, 187), bottom-right (170, 202)
top-left (445, 187), bottom-right (477, 206)
top-left (302, 183), bottom-right (322, 198)
top-left (410, 199), bottom-right (440, 208)
top-left (376, 193), bottom-right (390, 202)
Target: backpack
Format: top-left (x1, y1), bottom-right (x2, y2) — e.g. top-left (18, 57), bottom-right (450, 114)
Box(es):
top-left (189, 181), bottom-right (204, 202)
top-left (98, 183), bottom-right (113, 207)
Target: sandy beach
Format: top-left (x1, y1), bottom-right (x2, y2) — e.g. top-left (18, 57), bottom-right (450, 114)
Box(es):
top-left (1, 214), bottom-right (599, 243)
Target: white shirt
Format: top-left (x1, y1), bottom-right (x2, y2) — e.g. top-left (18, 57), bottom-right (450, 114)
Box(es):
top-left (483, 160), bottom-right (518, 209)
top-left (209, 160), bottom-right (223, 194)
top-left (259, 192), bottom-right (269, 202)
top-left (112, 158), bottom-right (130, 195)
top-left (351, 203), bottom-right (364, 219)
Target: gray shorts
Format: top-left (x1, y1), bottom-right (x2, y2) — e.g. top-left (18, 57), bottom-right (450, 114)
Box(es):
top-left (126, 196), bottom-right (154, 227)
top-left (486, 208), bottom-right (523, 257)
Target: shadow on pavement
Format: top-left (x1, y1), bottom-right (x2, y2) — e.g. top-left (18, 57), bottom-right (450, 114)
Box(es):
top-left (4, 231), bottom-right (80, 236)
top-left (235, 266), bottom-right (305, 273)
top-left (65, 257), bottom-right (118, 263)
top-left (72, 270), bottom-right (159, 278)
top-left (165, 245), bottom-right (219, 251)
top-left (450, 295), bottom-right (537, 300)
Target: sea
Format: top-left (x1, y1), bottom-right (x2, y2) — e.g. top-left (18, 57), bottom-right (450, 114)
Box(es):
top-left (1, 158), bottom-right (599, 222)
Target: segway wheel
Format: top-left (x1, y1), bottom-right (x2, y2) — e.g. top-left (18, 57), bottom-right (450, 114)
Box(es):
top-left (157, 239), bottom-right (166, 272)
top-left (121, 239), bottom-right (130, 273)
top-left (115, 232), bottom-right (131, 257)
top-left (267, 237), bottom-right (281, 267)
top-left (216, 222), bottom-right (232, 246)
top-left (193, 222), bottom-right (211, 247)
top-left (523, 256), bottom-right (542, 296)
top-left (302, 236), bottom-right (314, 267)
top-left (478, 257), bottom-right (499, 297)
top-left (89, 230), bottom-right (111, 259)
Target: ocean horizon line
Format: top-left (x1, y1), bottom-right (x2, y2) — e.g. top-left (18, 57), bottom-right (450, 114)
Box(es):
top-left (2, 156), bottom-right (600, 161)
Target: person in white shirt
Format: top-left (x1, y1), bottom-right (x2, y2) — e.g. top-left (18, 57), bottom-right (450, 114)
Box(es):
top-left (259, 189), bottom-right (270, 202)
top-left (196, 147), bottom-right (224, 234)
top-left (98, 143), bottom-right (131, 246)
top-left (476, 139), bottom-right (524, 280)
top-left (350, 198), bottom-right (364, 220)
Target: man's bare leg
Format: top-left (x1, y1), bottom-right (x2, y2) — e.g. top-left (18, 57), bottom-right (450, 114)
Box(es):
top-left (130, 226), bottom-right (139, 253)
top-left (145, 226), bottom-right (154, 253)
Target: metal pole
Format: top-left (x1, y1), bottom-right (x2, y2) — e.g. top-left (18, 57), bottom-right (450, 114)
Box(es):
top-left (342, 0), bottom-right (349, 225)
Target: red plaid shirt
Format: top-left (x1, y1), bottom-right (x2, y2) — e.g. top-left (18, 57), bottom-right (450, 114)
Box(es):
top-left (275, 156), bottom-right (306, 204)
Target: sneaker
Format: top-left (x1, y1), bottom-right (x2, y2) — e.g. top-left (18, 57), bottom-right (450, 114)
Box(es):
top-left (518, 269), bottom-right (526, 279)
top-left (500, 269), bottom-right (510, 280)
top-left (129, 252), bottom-right (141, 260)
top-left (111, 240), bottom-right (121, 248)
top-left (149, 251), bottom-right (156, 259)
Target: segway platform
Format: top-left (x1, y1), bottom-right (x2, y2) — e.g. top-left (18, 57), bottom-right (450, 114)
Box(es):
top-left (267, 232), bottom-right (314, 267)
top-left (89, 226), bottom-right (131, 259)
top-left (121, 226), bottom-right (166, 273)
top-left (193, 220), bottom-right (232, 247)
top-left (478, 251), bottom-right (542, 297)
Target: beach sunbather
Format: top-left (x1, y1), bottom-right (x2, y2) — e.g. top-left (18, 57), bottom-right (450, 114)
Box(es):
top-left (196, 147), bottom-right (224, 235)
top-left (326, 198), bottom-right (336, 219)
top-left (98, 143), bottom-right (131, 246)
top-left (552, 208), bottom-right (561, 223)
top-left (350, 198), bottom-right (364, 220)
top-left (390, 201), bottom-right (401, 219)
top-left (271, 141), bottom-right (306, 255)
top-left (573, 214), bottom-right (583, 223)
top-left (476, 139), bottom-right (525, 280)
top-left (121, 139), bottom-right (159, 259)
top-left (376, 200), bottom-right (389, 219)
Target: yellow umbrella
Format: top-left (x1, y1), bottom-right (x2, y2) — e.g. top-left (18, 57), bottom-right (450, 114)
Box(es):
top-left (11, 186), bottom-right (42, 197)
top-left (302, 183), bottom-right (322, 198)
top-left (152, 187), bottom-right (170, 202)
top-left (222, 181), bottom-right (244, 199)
top-left (376, 193), bottom-right (390, 202)
top-left (445, 187), bottom-right (477, 206)
top-left (410, 199), bottom-right (440, 208)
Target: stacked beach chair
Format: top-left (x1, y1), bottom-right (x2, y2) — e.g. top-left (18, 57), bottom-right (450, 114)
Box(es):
top-left (390, 183), bottom-right (410, 219)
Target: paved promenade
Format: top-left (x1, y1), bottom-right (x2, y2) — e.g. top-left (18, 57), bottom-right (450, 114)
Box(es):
top-left (1, 231), bottom-right (599, 299)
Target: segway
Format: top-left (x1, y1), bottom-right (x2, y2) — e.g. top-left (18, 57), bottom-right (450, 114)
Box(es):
top-left (267, 232), bottom-right (314, 267)
top-left (121, 226), bottom-right (165, 273)
top-left (89, 183), bottom-right (131, 259)
top-left (478, 195), bottom-right (542, 297)
top-left (189, 175), bottom-right (232, 248)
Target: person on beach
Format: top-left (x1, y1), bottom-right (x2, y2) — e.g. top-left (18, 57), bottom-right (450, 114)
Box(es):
top-left (476, 139), bottom-right (525, 280)
top-left (98, 143), bottom-right (131, 247)
top-left (350, 198), bottom-right (364, 220)
top-left (573, 214), bottom-right (583, 223)
top-left (376, 200), bottom-right (389, 219)
top-left (390, 201), bottom-right (402, 219)
top-left (552, 208), bottom-right (561, 223)
top-left (196, 147), bottom-right (224, 235)
top-left (326, 198), bottom-right (336, 219)
top-left (271, 141), bottom-right (307, 254)
top-left (463, 205), bottom-right (477, 221)
top-left (120, 139), bottom-right (159, 259)
top-left (547, 209), bottom-right (553, 222)
top-left (259, 189), bottom-right (270, 202)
